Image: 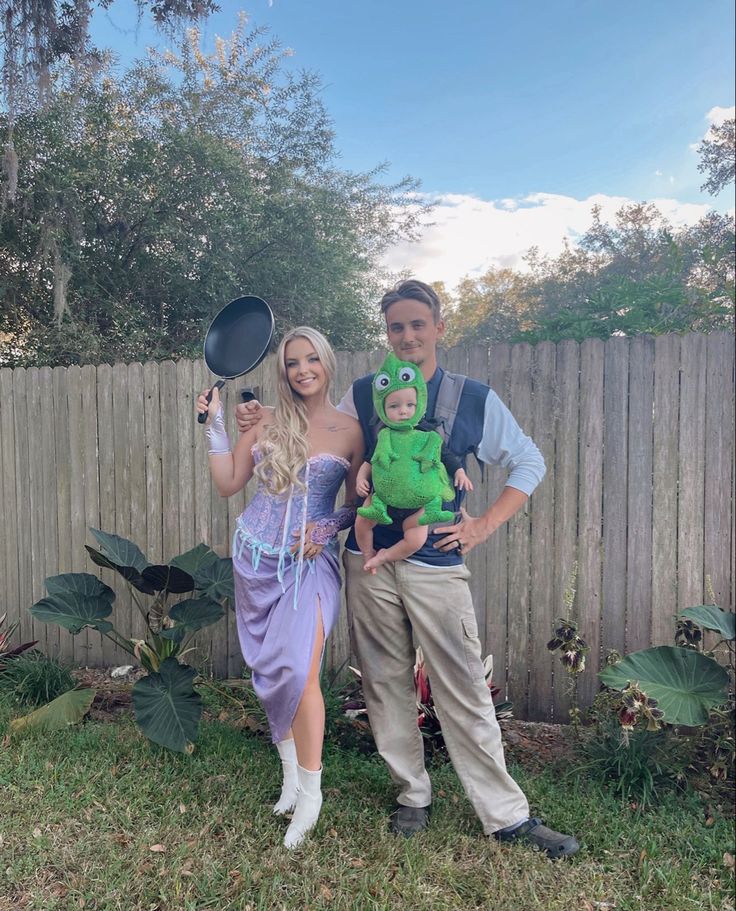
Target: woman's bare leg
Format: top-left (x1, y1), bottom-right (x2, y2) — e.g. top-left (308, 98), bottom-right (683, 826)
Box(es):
top-left (290, 599), bottom-right (325, 771)
top-left (284, 599), bottom-right (326, 847)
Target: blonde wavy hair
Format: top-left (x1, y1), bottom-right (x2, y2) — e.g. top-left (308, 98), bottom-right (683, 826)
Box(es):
top-left (254, 326), bottom-right (337, 495)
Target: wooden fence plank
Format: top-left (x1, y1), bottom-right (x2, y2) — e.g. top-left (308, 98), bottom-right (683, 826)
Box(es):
top-left (626, 337), bottom-right (654, 654)
top-left (651, 335), bottom-right (680, 645)
top-left (601, 338), bottom-right (629, 657)
top-left (485, 343), bottom-right (511, 698)
top-left (0, 376), bottom-right (5, 626)
top-left (176, 360), bottom-right (196, 557)
top-left (26, 368), bottom-right (45, 652)
top-left (39, 367), bottom-right (59, 655)
top-left (13, 369), bottom-right (33, 649)
top-left (111, 363), bottom-right (132, 664)
top-left (704, 333), bottom-right (734, 613)
top-left (507, 343), bottom-right (533, 718)
top-left (677, 334), bottom-right (707, 611)
top-left (552, 340), bottom-right (579, 721)
top-left (81, 365), bottom-right (103, 666)
top-left (96, 365), bottom-right (117, 666)
top-left (0, 369), bottom-right (20, 645)
top-left (193, 359), bottom-right (211, 546)
top-left (143, 362), bottom-right (163, 564)
top-left (577, 340), bottom-right (604, 708)
top-left (67, 366), bottom-right (87, 664)
top-left (127, 363), bottom-right (147, 642)
top-left (192, 358), bottom-right (220, 677)
top-left (529, 341), bottom-right (556, 721)
top-left (52, 366), bottom-right (73, 662)
top-left (159, 361), bottom-right (180, 563)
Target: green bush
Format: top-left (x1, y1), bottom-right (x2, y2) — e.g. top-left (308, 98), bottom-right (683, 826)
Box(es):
top-left (0, 650), bottom-right (75, 707)
top-left (577, 716), bottom-right (692, 808)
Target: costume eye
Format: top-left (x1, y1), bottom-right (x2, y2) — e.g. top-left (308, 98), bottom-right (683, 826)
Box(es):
top-left (374, 372), bottom-right (391, 391)
top-left (398, 367), bottom-right (416, 383)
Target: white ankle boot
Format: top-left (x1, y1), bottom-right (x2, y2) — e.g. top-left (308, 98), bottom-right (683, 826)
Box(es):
top-left (273, 739), bottom-right (299, 815)
top-left (283, 765), bottom-right (323, 848)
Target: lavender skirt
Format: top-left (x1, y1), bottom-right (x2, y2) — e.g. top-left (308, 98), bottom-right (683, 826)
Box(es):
top-left (232, 541), bottom-right (342, 743)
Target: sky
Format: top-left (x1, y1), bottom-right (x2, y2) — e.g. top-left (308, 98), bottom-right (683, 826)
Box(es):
top-left (92, 0), bottom-right (736, 290)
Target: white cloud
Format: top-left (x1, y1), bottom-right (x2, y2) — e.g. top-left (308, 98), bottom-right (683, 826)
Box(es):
top-left (705, 105), bottom-right (736, 128)
top-left (382, 191), bottom-right (713, 291)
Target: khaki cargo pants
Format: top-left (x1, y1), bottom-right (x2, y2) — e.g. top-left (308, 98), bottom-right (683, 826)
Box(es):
top-left (344, 551), bottom-right (529, 834)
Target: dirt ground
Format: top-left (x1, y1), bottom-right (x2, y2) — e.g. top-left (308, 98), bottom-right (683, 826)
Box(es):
top-left (73, 666), bottom-right (577, 768)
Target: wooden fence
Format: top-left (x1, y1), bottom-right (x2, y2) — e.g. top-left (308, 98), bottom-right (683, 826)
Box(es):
top-left (0, 333), bottom-right (733, 720)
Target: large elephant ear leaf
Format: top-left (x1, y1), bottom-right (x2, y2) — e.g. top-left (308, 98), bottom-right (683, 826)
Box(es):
top-left (171, 544), bottom-right (219, 578)
top-left (599, 645), bottom-right (729, 726)
top-left (85, 542), bottom-right (156, 595)
top-left (168, 596), bottom-right (224, 632)
top-left (681, 606), bottom-right (736, 641)
top-left (132, 658), bottom-right (202, 753)
top-left (45, 573), bottom-right (115, 605)
top-left (89, 528), bottom-right (148, 572)
top-left (141, 565), bottom-right (195, 594)
top-left (10, 689), bottom-right (96, 734)
top-left (30, 591), bottom-right (114, 635)
top-left (194, 557), bottom-right (235, 604)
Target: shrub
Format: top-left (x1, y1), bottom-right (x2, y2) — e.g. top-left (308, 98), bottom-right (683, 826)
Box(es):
top-left (577, 714), bottom-right (691, 808)
top-left (0, 650), bottom-right (75, 707)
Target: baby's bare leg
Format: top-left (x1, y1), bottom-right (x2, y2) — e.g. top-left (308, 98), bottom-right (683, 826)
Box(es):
top-left (354, 507), bottom-right (377, 566)
top-left (363, 511), bottom-right (429, 571)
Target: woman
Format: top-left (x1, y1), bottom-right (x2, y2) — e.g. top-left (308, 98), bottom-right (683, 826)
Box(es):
top-left (197, 327), bottom-right (363, 848)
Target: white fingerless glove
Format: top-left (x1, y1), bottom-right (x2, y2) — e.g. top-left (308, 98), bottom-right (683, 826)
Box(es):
top-left (205, 405), bottom-right (232, 454)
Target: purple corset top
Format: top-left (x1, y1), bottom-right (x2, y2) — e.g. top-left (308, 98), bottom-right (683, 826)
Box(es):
top-left (237, 449), bottom-right (350, 551)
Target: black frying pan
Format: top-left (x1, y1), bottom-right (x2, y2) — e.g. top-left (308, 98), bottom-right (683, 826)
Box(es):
top-left (197, 295), bottom-right (275, 424)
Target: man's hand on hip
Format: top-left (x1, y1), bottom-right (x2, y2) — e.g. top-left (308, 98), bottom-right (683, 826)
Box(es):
top-left (433, 507), bottom-right (496, 556)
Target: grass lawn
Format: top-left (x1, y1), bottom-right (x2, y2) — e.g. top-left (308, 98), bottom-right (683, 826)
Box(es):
top-left (1, 691), bottom-right (734, 911)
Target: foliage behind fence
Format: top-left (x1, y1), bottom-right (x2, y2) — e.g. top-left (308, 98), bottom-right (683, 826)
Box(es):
top-left (0, 333), bottom-right (733, 720)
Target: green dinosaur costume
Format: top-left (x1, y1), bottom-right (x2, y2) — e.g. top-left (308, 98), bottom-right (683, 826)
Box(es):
top-left (357, 353), bottom-right (455, 527)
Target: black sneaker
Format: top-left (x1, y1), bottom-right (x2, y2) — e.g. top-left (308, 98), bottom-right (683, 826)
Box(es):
top-left (495, 817), bottom-right (580, 858)
top-left (389, 804), bottom-right (431, 837)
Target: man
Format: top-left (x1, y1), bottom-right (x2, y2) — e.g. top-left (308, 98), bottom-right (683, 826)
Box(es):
top-left (236, 280), bottom-right (579, 857)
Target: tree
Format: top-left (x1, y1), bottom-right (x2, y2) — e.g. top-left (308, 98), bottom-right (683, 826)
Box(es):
top-left (515, 203), bottom-right (734, 342)
top-left (698, 118), bottom-right (736, 196)
top-left (0, 0), bottom-right (217, 114)
top-left (443, 268), bottom-right (536, 346)
top-left (0, 25), bottom-right (423, 366)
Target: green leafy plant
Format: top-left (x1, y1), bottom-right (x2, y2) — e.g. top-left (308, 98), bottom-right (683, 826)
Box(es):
top-left (0, 650), bottom-right (75, 707)
top-left (578, 712), bottom-right (690, 808)
top-left (9, 688), bottom-right (96, 734)
top-left (414, 648), bottom-right (512, 757)
top-left (598, 645), bottom-right (729, 727)
top-left (0, 612), bottom-right (37, 666)
top-left (29, 528), bottom-right (234, 753)
top-left (581, 604), bottom-right (735, 804)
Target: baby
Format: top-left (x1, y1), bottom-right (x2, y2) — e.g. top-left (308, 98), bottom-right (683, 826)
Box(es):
top-left (354, 354), bottom-right (473, 572)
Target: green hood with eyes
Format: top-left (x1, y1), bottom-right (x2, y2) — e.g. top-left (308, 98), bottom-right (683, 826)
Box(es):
top-left (372, 353), bottom-right (427, 431)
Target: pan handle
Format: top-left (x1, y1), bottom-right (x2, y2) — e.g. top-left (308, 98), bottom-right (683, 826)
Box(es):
top-left (197, 379), bottom-right (226, 424)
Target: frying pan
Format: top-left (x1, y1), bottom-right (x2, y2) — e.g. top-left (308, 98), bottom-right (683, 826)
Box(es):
top-left (197, 295), bottom-right (275, 424)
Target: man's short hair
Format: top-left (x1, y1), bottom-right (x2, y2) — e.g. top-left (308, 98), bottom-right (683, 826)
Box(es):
top-left (380, 279), bottom-right (442, 324)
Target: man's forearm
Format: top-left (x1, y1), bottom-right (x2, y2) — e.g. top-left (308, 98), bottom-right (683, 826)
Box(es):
top-left (480, 485), bottom-right (529, 536)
